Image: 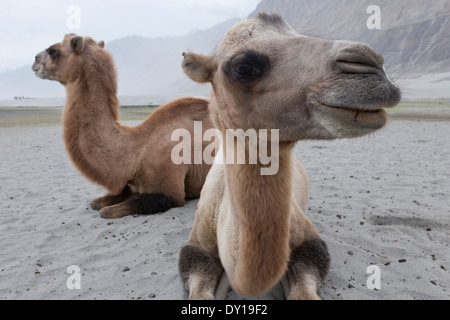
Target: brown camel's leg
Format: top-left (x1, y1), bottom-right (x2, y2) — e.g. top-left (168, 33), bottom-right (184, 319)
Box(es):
top-left (179, 245), bottom-right (224, 300)
top-left (90, 186), bottom-right (133, 210)
top-left (99, 193), bottom-right (178, 219)
top-left (282, 238), bottom-right (331, 300)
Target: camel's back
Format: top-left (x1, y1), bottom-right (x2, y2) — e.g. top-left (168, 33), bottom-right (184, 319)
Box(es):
top-left (146, 97), bottom-right (211, 127)
top-left (130, 96), bottom-right (213, 156)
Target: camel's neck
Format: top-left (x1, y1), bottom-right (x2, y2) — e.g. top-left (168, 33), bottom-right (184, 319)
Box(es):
top-left (222, 134), bottom-right (294, 294)
top-left (63, 62), bottom-right (136, 194)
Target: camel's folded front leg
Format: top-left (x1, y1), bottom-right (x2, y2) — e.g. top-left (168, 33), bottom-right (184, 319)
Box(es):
top-left (283, 238), bottom-right (331, 300)
top-left (90, 186), bottom-right (133, 210)
top-left (99, 193), bottom-right (177, 219)
top-left (179, 245), bottom-right (224, 300)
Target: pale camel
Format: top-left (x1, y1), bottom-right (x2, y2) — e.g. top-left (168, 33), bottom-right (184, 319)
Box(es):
top-left (32, 34), bottom-right (214, 219)
top-left (178, 13), bottom-right (400, 299)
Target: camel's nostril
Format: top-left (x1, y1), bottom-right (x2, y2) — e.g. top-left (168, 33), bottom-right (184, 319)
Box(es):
top-left (336, 53), bottom-right (383, 75)
top-left (335, 42), bottom-right (385, 75)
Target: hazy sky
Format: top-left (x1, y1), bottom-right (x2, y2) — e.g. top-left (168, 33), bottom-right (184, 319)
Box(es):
top-left (0, 0), bottom-right (261, 72)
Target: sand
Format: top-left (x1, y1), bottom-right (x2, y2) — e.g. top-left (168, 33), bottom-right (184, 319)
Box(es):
top-left (0, 108), bottom-right (449, 300)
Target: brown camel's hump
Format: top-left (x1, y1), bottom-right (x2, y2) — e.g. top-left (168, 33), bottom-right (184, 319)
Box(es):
top-left (141, 97), bottom-right (211, 127)
top-left (157, 97), bottom-right (210, 119)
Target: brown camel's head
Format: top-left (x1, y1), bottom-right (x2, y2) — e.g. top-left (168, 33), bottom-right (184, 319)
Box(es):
top-left (32, 34), bottom-right (106, 85)
top-left (182, 13), bottom-right (401, 141)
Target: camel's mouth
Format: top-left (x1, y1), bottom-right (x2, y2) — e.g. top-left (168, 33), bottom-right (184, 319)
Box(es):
top-left (319, 103), bottom-right (386, 123)
top-left (311, 102), bottom-right (388, 138)
top-left (32, 62), bottom-right (48, 80)
top-left (32, 64), bottom-right (39, 74)
top-left (323, 104), bottom-right (386, 122)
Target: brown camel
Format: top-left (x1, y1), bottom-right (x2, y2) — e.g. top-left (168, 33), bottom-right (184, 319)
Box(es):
top-left (32, 34), bottom-right (214, 219)
top-left (178, 13), bottom-right (401, 299)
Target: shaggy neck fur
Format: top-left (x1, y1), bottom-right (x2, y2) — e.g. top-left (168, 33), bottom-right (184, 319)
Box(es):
top-left (222, 128), bottom-right (294, 295)
top-left (63, 50), bottom-right (137, 195)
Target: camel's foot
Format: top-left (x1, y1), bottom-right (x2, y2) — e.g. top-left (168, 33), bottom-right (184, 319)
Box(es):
top-left (99, 193), bottom-right (176, 219)
top-left (90, 186), bottom-right (132, 211)
top-left (179, 245), bottom-right (224, 300)
top-left (283, 238), bottom-right (330, 300)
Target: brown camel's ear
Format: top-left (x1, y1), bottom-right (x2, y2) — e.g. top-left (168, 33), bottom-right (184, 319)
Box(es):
top-left (71, 36), bottom-right (84, 54)
top-left (98, 41), bottom-right (105, 49)
top-left (182, 52), bottom-right (217, 83)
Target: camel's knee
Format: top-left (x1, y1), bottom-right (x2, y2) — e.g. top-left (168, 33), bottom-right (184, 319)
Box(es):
top-left (290, 238), bottom-right (330, 283)
top-left (179, 245), bottom-right (223, 299)
top-left (125, 193), bottom-right (176, 215)
top-left (285, 238), bottom-right (330, 300)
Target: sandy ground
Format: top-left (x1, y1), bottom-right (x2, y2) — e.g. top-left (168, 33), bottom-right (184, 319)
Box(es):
top-left (0, 107), bottom-right (449, 300)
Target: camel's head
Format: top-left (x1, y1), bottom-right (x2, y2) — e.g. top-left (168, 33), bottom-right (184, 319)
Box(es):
top-left (32, 34), bottom-right (105, 85)
top-left (182, 13), bottom-right (401, 141)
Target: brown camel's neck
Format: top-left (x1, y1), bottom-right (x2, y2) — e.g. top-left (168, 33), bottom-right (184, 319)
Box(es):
top-left (222, 135), bottom-right (294, 294)
top-left (62, 57), bottom-right (136, 194)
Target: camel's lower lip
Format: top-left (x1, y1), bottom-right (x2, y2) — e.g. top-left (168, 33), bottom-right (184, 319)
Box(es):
top-left (317, 103), bottom-right (385, 119)
top-left (32, 63), bottom-right (39, 72)
top-left (332, 106), bottom-right (382, 122)
top-left (313, 102), bottom-right (387, 130)
top-left (320, 103), bottom-right (383, 114)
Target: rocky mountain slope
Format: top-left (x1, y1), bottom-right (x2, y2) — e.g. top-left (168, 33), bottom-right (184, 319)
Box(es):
top-left (252, 0), bottom-right (450, 77)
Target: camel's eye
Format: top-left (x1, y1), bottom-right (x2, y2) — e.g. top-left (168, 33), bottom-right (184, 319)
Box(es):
top-left (235, 63), bottom-right (253, 76)
top-left (227, 50), bottom-right (269, 84)
top-left (46, 48), bottom-right (58, 58)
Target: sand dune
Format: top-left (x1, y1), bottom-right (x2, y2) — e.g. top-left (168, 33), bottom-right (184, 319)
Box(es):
top-left (0, 112), bottom-right (449, 300)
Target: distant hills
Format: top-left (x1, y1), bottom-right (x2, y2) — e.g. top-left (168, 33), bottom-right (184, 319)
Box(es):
top-left (1, 0), bottom-right (449, 103)
top-left (105, 18), bottom-right (239, 99)
top-left (0, 18), bottom-right (238, 103)
top-left (251, 0), bottom-right (450, 77)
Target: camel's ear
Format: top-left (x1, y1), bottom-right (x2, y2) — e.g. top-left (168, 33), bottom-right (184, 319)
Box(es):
top-left (182, 52), bottom-right (217, 83)
top-left (71, 36), bottom-right (84, 54)
top-left (98, 41), bottom-right (105, 49)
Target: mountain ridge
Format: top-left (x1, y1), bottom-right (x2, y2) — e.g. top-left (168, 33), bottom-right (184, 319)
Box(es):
top-left (1, 1), bottom-right (448, 101)
top-left (250, 0), bottom-right (450, 78)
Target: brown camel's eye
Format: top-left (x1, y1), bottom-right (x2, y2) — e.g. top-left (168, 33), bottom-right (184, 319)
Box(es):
top-left (46, 48), bottom-right (58, 58)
